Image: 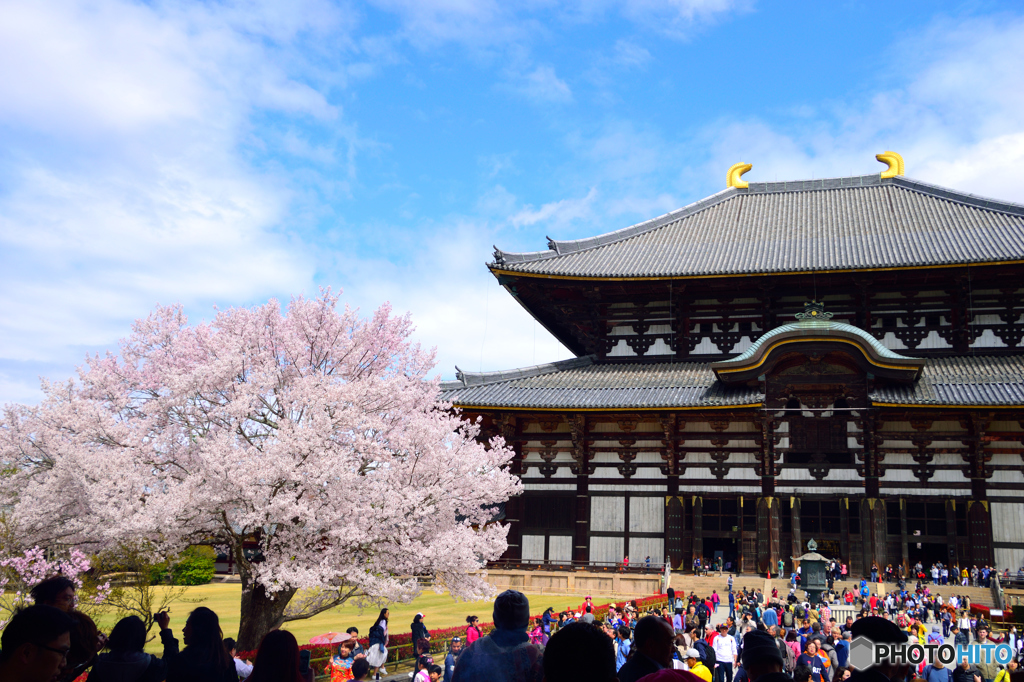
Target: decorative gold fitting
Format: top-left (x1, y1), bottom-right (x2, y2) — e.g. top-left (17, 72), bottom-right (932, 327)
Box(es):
top-left (876, 151), bottom-right (905, 179)
top-left (726, 162), bottom-right (752, 189)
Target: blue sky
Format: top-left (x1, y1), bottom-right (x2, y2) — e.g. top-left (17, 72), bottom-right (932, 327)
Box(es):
top-left (3, 0), bottom-right (1024, 404)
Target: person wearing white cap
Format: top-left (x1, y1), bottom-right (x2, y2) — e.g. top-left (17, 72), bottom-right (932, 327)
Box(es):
top-left (687, 647), bottom-right (712, 682)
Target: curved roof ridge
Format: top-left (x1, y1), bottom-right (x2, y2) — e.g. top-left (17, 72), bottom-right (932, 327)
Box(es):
top-left (489, 174), bottom-right (1024, 270)
top-left (441, 355), bottom-right (596, 390)
top-left (728, 318), bottom-right (918, 364)
top-left (492, 186), bottom-right (739, 266)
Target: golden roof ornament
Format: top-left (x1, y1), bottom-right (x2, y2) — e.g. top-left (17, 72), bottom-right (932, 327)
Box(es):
top-left (795, 300), bottom-right (834, 321)
top-left (726, 162), bottom-right (752, 189)
top-left (876, 151), bottom-right (905, 179)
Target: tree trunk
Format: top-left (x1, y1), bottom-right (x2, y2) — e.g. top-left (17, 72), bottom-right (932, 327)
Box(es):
top-left (235, 572), bottom-right (298, 651)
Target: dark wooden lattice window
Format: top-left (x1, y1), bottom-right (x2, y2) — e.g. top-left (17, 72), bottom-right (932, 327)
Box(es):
top-left (523, 496), bottom-right (573, 531)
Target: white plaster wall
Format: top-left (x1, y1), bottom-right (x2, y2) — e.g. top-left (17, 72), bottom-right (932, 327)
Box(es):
top-left (522, 535), bottom-right (545, 562)
top-left (629, 497), bottom-right (664, 533)
top-left (992, 502), bottom-right (1024, 545)
top-left (549, 535), bottom-right (573, 562)
top-left (591, 536), bottom-right (624, 565)
top-left (591, 497), bottom-right (625, 532)
top-left (629, 537), bottom-right (666, 565)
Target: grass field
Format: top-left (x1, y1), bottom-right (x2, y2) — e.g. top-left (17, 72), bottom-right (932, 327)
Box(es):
top-left (89, 583), bottom-right (616, 654)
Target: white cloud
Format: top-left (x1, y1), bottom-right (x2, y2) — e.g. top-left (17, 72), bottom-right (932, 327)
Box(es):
top-left (504, 65), bottom-right (574, 104)
top-left (0, 0), bottom-right (356, 402)
top-left (511, 187), bottom-right (598, 229)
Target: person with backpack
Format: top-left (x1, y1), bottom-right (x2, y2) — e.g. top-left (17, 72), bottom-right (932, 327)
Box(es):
top-left (774, 627), bottom-right (796, 675)
top-left (696, 600), bottom-right (710, 638)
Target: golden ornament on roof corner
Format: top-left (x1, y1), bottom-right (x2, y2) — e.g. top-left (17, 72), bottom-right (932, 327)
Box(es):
top-left (876, 151), bottom-right (905, 179)
top-left (726, 162), bottom-right (752, 189)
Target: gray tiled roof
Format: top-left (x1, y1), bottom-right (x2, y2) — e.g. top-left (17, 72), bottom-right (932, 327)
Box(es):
top-left (871, 355), bottom-right (1024, 406)
top-left (440, 354), bottom-right (1024, 409)
top-left (440, 356), bottom-right (761, 409)
top-left (492, 175), bottom-right (1024, 277)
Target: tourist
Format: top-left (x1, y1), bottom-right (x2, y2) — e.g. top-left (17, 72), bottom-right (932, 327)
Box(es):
top-left (741, 629), bottom-right (789, 682)
top-left (528, 619), bottom-right (545, 646)
top-left (849, 616), bottom-right (911, 682)
top-left (351, 659), bottom-right (371, 681)
top-left (413, 655), bottom-right (434, 682)
top-left (797, 640), bottom-right (827, 682)
top-left (0, 604), bottom-right (75, 682)
top-left (156, 607), bottom-right (237, 682)
top-left (428, 664), bottom-right (443, 681)
top-left (465, 616), bottom-right (481, 646)
top-left (90, 615), bottom-right (171, 682)
top-left (29, 576), bottom-right (77, 613)
top-left (582, 605), bottom-right (596, 624)
top-left (542, 621), bottom-right (616, 682)
top-left (444, 637), bottom-right (462, 682)
top-left (975, 627), bottom-right (999, 682)
top-left (247, 629), bottom-right (310, 682)
top-left (954, 660), bottom-right (982, 682)
top-left (686, 647), bottom-right (713, 682)
top-left (366, 608), bottom-right (389, 680)
top-left (994, 659), bottom-right (1019, 682)
top-left (617, 615), bottom-right (675, 682)
top-left (346, 628), bottom-right (365, 658)
top-left (794, 665), bottom-right (813, 682)
top-left (324, 640), bottom-right (357, 681)
top-left (712, 623), bottom-right (738, 682)
top-left (221, 638), bottom-right (253, 680)
top-left (61, 608), bottom-right (101, 682)
top-left (450, 589), bottom-right (543, 682)
top-left (616, 625), bottom-right (632, 672)
top-left (412, 613), bottom-right (431, 657)
top-left (923, 658), bottom-right (953, 682)
top-left (542, 607), bottom-right (556, 638)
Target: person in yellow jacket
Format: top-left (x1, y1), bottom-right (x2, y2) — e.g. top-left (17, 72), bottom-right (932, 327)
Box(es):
top-left (995, 659), bottom-right (1019, 682)
top-left (685, 648), bottom-right (712, 682)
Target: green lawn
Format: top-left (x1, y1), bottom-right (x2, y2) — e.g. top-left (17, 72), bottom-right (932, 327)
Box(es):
top-left (89, 583), bottom-right (615, 654)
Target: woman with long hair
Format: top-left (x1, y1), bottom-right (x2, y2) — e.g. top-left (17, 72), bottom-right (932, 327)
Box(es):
top-left (367, 608), bottom-right (389, 681)
top-left (89, 615), bottom-right (169, 682)
top-left (247, 629), bottom-right (308, 682)
top-left (158, 607), bottom-right (236, 682)
top-left (465, 616), bottom-right (481, 646)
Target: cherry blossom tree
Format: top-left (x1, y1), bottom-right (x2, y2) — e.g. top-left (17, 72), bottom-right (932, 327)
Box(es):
top-left (0, 546), bottom-right (112, 627)
top-left (0, 291), bottom-right (519, 649)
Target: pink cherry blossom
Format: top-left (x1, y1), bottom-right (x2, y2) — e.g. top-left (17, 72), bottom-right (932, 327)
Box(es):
top-left (0, 290), bottom-right (519, 648)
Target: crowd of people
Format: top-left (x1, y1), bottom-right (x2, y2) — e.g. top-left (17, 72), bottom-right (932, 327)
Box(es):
top-left (0, 574), bottom-right (395, 682)
top-left (2, 569), bottom-right (1022, 682)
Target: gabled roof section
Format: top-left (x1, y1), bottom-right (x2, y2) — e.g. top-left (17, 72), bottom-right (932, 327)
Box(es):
top-left (440, 358), bottom-right (761, 410)
top-left (491, 174), bottom-right (1024, 279)
top-left (711, 308), bottom-right (925, 384)
top-left (438, 354), bottom-right (1024, 410)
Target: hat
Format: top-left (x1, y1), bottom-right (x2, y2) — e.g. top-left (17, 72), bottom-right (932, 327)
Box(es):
top-left (493, 590), bottom-right (531, 631)
top-left (685, 648), bottom-right (701, 659)
top-left (451, 636), bottom-right (461, 642)
top-left (850, 616), bottom-right (908, 644)
top-left (742, 629), bottom-right (785, 668)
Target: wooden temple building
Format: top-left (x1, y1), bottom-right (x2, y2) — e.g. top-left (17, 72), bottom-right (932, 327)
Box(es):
top-left (440, 153), bottom-right (1024, 575)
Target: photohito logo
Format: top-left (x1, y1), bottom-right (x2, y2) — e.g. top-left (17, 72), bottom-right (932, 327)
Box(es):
top-left (849, 637), bottom-right (1014, 669)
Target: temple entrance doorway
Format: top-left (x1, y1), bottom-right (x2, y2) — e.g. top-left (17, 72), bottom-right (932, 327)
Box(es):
top-left (703, 537), bottom-right (739, 572)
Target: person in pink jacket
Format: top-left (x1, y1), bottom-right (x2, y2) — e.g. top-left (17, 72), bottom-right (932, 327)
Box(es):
top-left (465, 616), bottom-right (481, 646)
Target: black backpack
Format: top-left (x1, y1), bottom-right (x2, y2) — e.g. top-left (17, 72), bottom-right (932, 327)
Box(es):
top-left (695, 639), bottom-right (716, 669)
top-left (697, 603), bottom-right (709, 621)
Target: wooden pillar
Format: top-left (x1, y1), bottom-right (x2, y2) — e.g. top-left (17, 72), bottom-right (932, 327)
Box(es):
top-left (840, 498), bottom-right (851, 568)
top-left (692, 496), bottom-right (703, 569)
top-left (757, 496), bottom-right (781, 575)
top-left (946, 500), bottom-right (959, 567)
top-left (666, 496), bottom-right (684, 569)
top-left (861, 498), bottom-right (887, 577)
top-left (790, 497), bottom-right (802, 561)
top-left (737, 496), bottom-right (745, 572)
top-left (571, 414), bottom-right (591, 565)
top-left (501, 414), bottom-right (523, 561)
top-left (965, 414), bottom-right (994, 566)
top-left (899, 498), bottom-right (909, 571)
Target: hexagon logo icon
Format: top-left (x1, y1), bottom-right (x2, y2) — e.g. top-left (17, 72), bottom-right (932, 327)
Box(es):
top-left (849, 636), bottom-right (876, 669)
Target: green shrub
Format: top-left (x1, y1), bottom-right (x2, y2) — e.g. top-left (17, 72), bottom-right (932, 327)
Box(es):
top-left (148, 561), bottom-right (170, 585)
top-left (171, 546), bottom-right (216, 586)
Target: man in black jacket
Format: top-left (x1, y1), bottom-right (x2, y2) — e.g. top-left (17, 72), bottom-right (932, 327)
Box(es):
top-left (740, 629), bottom-right (792, 682)
top-left (617, 616), bottom-right (675, 682)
